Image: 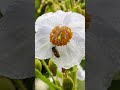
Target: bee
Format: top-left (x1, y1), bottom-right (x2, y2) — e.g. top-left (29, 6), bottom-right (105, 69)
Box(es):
top-left (52, 46), bottom-right (60, 58)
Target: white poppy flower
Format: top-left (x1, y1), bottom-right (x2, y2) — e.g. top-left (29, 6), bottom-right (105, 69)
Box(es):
top-left (35, 10), bottom-right (85, 70)
top-left (77, 65), bottom-right (85, 80)
top-left (35, 78), bottom-right (48, 90)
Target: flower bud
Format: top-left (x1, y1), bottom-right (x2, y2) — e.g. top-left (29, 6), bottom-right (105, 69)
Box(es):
top-left (35, 59), bottom-right (42, 72)
top-left (63, 76), bottom-right (73, 90)
top-left (0, 77), bottom-right (15, 90)
top-left (48, 59), bottom-right (57, 76)
top-left (55, 79), bottom-right (61, 87)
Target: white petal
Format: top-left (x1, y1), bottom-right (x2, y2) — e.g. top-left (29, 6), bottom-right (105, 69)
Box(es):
top-left (69, 22), bottom-right (85, 39)
top-left (63, 11), bottom-right (72, 25)
top-left (35, 25), bottom-right (51, 38)
top-left (54, 10), bottom-right (67, 25)
top-left (77, 65), bottom-right (85, 80)
top-left (63, 12), bottom-right (85, 26)
top-left (71, 33), bottom-right (85, 63)
top-left (35, 12), bottom-right (57, 31)
top-left (53, 45), bottom-right (78, 69)
top-left (67, 13), bottom-right (85, 39)
top-left (35, 40), bottom-right (52, 59)
top-left (53, 33), bottom-right (85, 69)
top-left (73, 28), bottom-right (85, 39)
top-left (35, 28), bottom-right (52, 59)
top-left (36, 11), bottom-right (84, 32)
top-left (68, 25), bottom-right (85, 40)
top-left (63, 12), bottom-right (85, 39)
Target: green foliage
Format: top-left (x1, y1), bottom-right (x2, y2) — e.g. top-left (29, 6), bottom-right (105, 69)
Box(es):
top-left (35, 0), bottom-right (85, 19)
top-left (77, 80), bottom-right (85, 90)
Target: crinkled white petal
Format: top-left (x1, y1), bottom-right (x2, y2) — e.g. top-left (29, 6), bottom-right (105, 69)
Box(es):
top-left (69, 22), bottom-right (85, 39)
top-left (63, 12), bottom-right (84, 26)
top-left (35, 27), bottom-right (52, 59)
top-left (54, 10), bottom-right (66, 25)
top-left (63, 12), bottom-right (85, 39)
top-left (35, 12), bottom-right (53, 32)
top-left (70, 33), bottom-right (85, 63)
top-left (77, 65), bottom-right (85, 80)
top-left (53, 33), bottom-right (85, 69)
top-left (35, 10), bottom-right (68, 32)
top-left (35, 12), bottom-right (57, 32)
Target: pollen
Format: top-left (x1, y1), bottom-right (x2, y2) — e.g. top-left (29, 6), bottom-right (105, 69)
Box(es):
top-left (50, 26), bottom-right (73, 46)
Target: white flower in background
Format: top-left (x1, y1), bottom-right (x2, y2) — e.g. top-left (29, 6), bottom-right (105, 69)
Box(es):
top-left (77, 65), bottom-right (85, 80)
top-left (35, 10), bottom-right (85, 79)
top-left (35, 78), bottom-right (48, 90)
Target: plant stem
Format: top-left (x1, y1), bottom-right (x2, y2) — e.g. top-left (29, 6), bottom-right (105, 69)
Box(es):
top-left (41, 60), bottom-right (56, 84)
top-left (72, 71), bottom-right (77, 90)
top-left (69, 69), bottom-right (77, 90)
top-left (71, 0), bottom-right (75, 9)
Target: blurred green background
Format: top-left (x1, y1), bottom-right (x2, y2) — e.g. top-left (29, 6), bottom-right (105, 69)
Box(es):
top-left (35, 0), bottom-right (85, 19)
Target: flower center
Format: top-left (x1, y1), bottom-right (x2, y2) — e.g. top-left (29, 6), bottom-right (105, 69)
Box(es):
top-left (50, 26), bottom-right (73, 46)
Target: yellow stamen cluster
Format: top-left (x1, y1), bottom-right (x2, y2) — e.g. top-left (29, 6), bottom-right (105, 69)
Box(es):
top-left (50, 26), bottom-right (73, 46)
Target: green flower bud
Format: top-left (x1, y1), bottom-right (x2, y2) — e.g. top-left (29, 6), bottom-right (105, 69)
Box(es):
top-left (35, 59), bottom-right (42, 72)
top-left (0, 77), bottom-right (15, 90)
top-left (63, 76), bottom-right (73, 90)
top-left (48, 59), bottom-right (57, 76)
top-left (55, 79), bottom-right (61, 87)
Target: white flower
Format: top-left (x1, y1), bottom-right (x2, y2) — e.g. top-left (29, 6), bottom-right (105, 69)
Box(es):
top-left (77, 65), bottom-right (85, 80)
top-left (35, 10), bottom-right (85, 70)
top-left (35, 78), bottom-right (48, 90)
